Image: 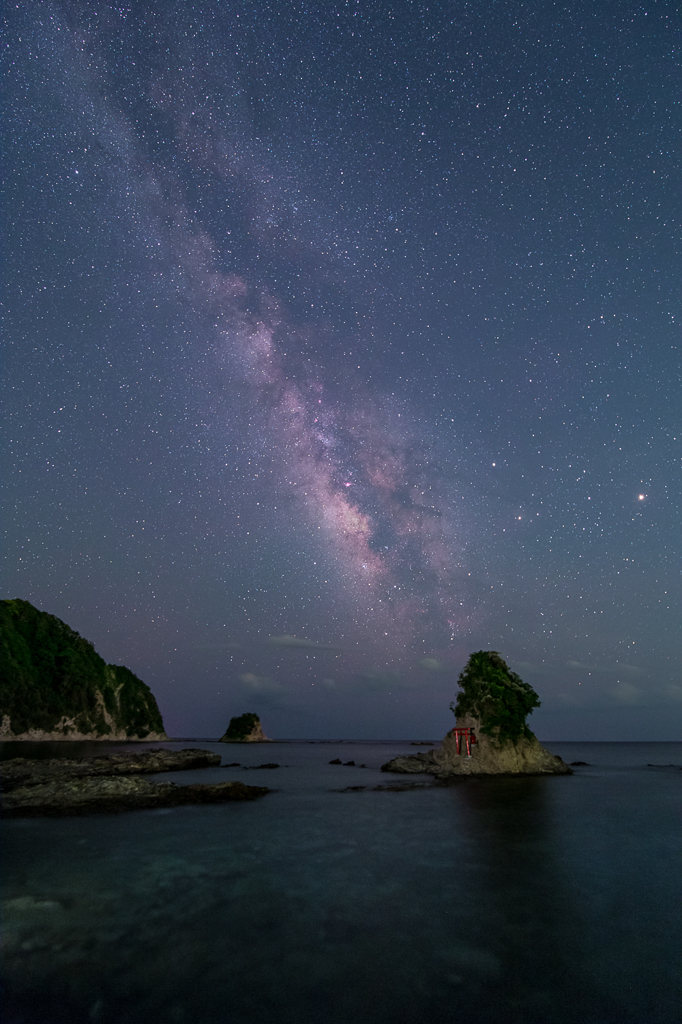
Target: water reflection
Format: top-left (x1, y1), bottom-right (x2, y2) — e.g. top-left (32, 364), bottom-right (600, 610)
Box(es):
top-left (450, 776), bottom-right (599, 1023)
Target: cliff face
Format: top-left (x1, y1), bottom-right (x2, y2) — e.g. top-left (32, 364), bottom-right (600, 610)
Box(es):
top-left (219, 713), bottom-right (270, 743)
top-left (383, 715), bottom-right (571, 777)
top-left (0, 599), bottom-right (168, 741)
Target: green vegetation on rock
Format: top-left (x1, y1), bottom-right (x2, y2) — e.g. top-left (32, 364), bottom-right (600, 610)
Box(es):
top-left (450, 650), bottom-right (540, 743)
top-left (221, 713), bottom-right (261, 740)
top-left (0, 599), bottom-right (166, 738)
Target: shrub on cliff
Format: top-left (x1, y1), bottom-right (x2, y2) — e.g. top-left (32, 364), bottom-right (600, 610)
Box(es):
top-left (0, 599), bottom-right (165, 737)
top-left (450, 651), bottom-right (540, 743)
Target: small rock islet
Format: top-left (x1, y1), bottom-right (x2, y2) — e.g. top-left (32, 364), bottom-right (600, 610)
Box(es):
top-left (382, 651), bottom-right (571, 778)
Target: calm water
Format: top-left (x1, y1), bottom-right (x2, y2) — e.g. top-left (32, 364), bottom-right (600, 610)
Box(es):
top-left (2, 740), bottom-right (680, 1024)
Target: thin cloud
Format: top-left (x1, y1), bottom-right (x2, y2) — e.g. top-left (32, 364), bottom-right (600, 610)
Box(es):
top-left (191, 642), bottom-right (241, 650)
top-left (267, 634), bottom-right (343, 651)
top-left (355, 668), bottom-right (406, 693)
top-left (513, 660), bottom-right (543, 674)
top-left (239, 672), bottom-right (284, 693)
top-left (568, 660), bottom-right (644, 677)
top-left (420, 657), bottom-right (444, 672)
top-left (610, 681), bottom-right (642, 705)
top-left (615, 662), bottom-right (644, 676)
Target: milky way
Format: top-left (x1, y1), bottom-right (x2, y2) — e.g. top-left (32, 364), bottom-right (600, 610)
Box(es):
top-left (54, 21), bottom-right (477, 656)
top-left (3, 1), bottom-right (680, 738)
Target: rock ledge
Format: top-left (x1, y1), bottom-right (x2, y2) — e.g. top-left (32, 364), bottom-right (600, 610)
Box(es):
top-left (0, 747), bottom-right (221, 791)
top-left (382, 716), bottom-right (571, 778)
top-left (0, 747), bottom-right (269, 816)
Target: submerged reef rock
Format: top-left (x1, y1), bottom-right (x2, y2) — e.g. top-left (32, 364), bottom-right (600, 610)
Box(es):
top-left (0, 748), bottom-right (221, 792)
top-left (382, 651), bottom-right (571, 778)
top-left (0, 747), bottom-right (267, 816)
top-left (219, 713), bottom-right (270, 743)
top-left (0, 599), bottom-right (168, 741)
top-left (1, 777), bottom-right (269, 817)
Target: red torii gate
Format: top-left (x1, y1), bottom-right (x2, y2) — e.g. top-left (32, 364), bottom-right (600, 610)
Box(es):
top-left (449, 727), bottom-right (477, 757)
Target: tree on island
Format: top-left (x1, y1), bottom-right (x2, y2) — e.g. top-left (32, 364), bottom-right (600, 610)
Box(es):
top-left (450, 650), bottom-right (540, 744)
top-left (219, 713), bottom-right (270, 742)
top-left (222, 713), bottom-right (261, 740)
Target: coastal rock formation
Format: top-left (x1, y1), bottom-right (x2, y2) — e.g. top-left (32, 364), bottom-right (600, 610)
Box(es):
top-left (0, 599), bottom-right (168, 741)
top-left (382, 716), bottom-right (570, 777)
top-left (219, 713), bottom-right (270, 743)
top-left (0, 747), bottom-right (268, 816)
top-left (0, 748), bottom-right (221, 792)
top-left (382, 651), bottom-right (571, 778)
top-left (1, 777), bottom-right (269, 817)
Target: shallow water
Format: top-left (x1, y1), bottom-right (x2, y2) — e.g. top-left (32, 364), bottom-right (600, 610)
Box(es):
top-left (2, 740), bottom-right (681, 1024)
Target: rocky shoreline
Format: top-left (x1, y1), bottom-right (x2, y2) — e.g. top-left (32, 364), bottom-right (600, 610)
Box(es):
top-left (0, 723), bottom-right (170, 742)
top-left (382, 717), bottom-right (572, 778)
top-left (0, 748), bottom-right (269, 816)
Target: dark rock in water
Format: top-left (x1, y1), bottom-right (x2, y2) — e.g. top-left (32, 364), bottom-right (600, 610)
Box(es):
top-left (245, 763), bottom-right (279, 770)
top-left (570, 761), bottom-right (590, 766)
top-left (329, 758), bottom-right (343, 764)
top-left (0, 599), bottom-right (168, 741)
top-left (333, 785), bottom-right (366, 792)
top-left (410, 742), bottom-right (434, 746)
top-left (0, 748), bottom-right (221, 793)
top-left (381, 723), bottom-right (571, 778)
top-left (344, 760), bottom-right (356, 766)
top-left (219, 713), bottom-right (270, 743)
top-left (1, 776), bottom-right (269, 817)
top-left (223, 762), bottom-right (242, 767)
top-left (0, 747), bottom-right (267, 816)
top-left (373, 782), bottom-right (434, 791)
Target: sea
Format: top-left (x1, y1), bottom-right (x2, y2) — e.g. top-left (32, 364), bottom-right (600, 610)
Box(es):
top-left (2, 739), bottom-right (680, 1024)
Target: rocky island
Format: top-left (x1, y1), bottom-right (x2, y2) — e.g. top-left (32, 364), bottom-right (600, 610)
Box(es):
top-left (219, 712), bottom-right (271, 742)
top-left (0, 599), bottom-right (168, 741)
top-left (0, 747), bottom-right (269, 816)
top-left (382, 651), bottom-right (571, 778)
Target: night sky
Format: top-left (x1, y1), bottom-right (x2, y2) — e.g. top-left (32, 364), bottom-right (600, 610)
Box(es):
top-left (3, 1), bottom-right (680, 740)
